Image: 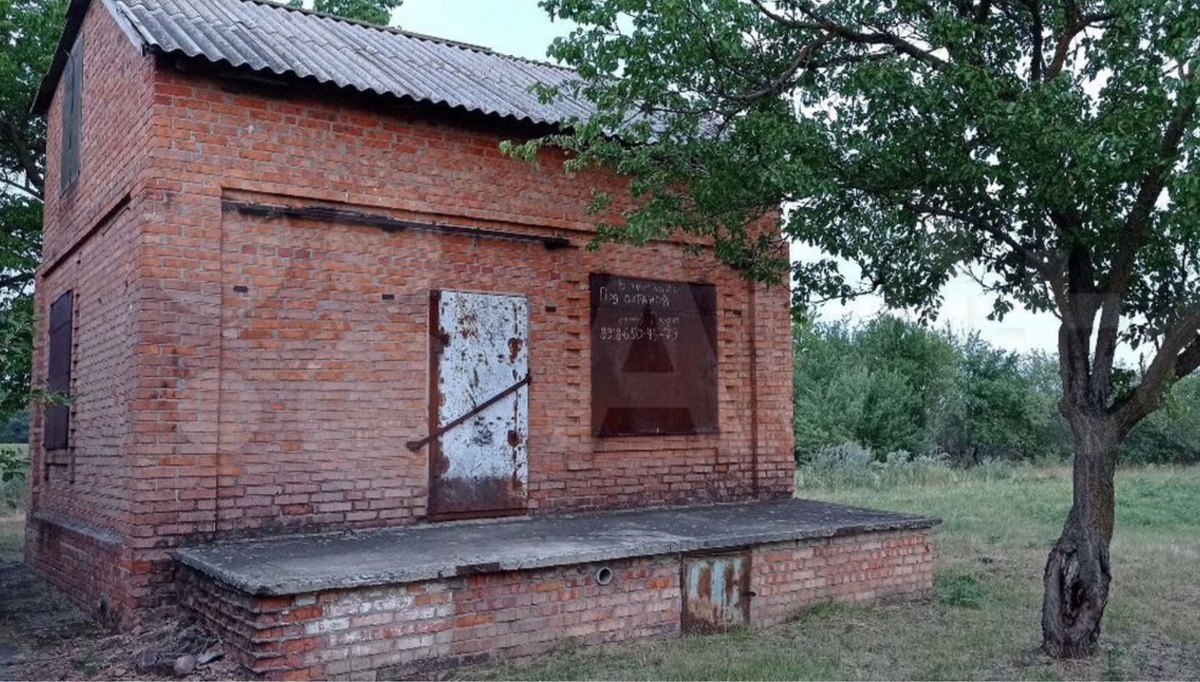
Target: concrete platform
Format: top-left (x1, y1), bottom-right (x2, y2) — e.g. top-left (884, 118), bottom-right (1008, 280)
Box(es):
top-left (177, 499), bottom-right (938, 595)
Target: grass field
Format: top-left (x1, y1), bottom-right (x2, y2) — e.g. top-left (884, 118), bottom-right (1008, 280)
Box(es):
top-left (469, 464), bottom-right (1200, 680)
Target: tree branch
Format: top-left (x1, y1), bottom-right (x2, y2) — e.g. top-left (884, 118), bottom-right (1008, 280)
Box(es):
top-left (748, 0), bottom-right (949, 70)
top-left (1046, 12), bottom-right (1115, 79)
top-left (1107, 95), bottom-right (1197, 297)
top-left (0, 271), bottom-right (35, 292)
top-left (732, 31), bottom-right (836, 101)
top-left (1092, 88), bottom-right (1198, 395)
top-left (0, 117), bottom-right (45, 199)
top-left (1175, 334), bottom-right (1200, 380)
top-left (1112, 304), bottom-right (1200, 433)
top-left (1024, 0), bottom-right (1044, 81)
top-left (0, 175), bottom-right (39, 200)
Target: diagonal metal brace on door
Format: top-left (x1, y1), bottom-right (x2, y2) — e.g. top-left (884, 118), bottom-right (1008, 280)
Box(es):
top-left (406, 374), bottom-right (532, 452)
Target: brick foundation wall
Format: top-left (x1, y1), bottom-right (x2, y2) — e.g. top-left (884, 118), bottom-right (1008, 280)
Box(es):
top-left (179, 529), bottom-right (934, 680)
top-left (752, 528), bottom-right (936, 626)
top-left (179, 555), bottom-right (681, 680)
top-left (24, 513), bottom-right (129, 628)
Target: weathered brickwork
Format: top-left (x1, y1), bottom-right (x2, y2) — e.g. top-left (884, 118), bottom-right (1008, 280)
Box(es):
top-left (178, 529), bottom-right (934, 680)
top-left (180, 556), bottom-right (681, 679)
top-left (134, 66), bottom-right (795, 540)
top-left (29, 0), bottom-right (795, 629)
top-left (751, 528), bottom-right (936, 626)
top-left (26, 0), bottom-right (156, 627)
top-left (24, 512), bottom-right (129, 628)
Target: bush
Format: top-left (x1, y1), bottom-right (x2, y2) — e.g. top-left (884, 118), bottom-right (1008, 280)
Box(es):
top-left (795, 441), bottom-right (1011, 490)
top-left (0, 444), bottom-right (28, 510)
top-left (935, 571), bottom-right (987, 608)
top-left (791, 317), bottom-right (1109, 466)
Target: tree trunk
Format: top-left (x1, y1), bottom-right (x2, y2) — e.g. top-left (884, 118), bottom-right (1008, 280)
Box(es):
top-left (1041, 416), bottom-right (1117, 659)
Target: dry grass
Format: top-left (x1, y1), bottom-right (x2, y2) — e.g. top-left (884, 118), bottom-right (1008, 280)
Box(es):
top-left (468, 465), bottom-right (1200, 681)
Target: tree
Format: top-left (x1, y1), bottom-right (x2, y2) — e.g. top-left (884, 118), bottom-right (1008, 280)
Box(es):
top-left (527, 0), bottom-right (1200, 658)
top-left (0, 0), bottom-right (66, 417)
top-left (284, 0), bottom-right (402, 26)
top-left (939, 332), bottom-right (1052, 463)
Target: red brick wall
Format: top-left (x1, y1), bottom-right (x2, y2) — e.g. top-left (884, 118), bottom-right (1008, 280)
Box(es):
top-left (24, 512), bottom-right (128, 628)
top-left (179, 556), bottom-right (681, 679)
top-left (32, 7), bottom-right (795, 624)
top-left (26, 0), bottom-right (156, 623)
top-left (130, 62), bottom-right (795, 541)
top-left (178, 530), bottom-right (935, 680)
top-left (751, 528), bottom-right (936, 625)
top-left (40, 1), bottom-right (154, 259)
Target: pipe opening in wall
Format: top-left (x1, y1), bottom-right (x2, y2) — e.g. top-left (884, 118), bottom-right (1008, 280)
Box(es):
top-left (595, 566), bottom-right (614, 586)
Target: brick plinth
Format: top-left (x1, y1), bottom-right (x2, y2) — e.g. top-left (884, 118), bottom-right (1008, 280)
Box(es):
top-left (24, 513), bottom-right (129, 628)
top-left (752, 528), bottom-right (936, 625)
top-left (179, 528), bottom-right (935, 680)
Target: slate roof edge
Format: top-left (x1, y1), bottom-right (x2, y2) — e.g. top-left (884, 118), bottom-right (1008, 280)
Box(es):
top-left (231, 0), bottom-right (576, 74)
top-left (32, 0), bottom-right (578, 118)
top-left (33, 0), bottom-right (97, 114)
top-left (139, 49), bottom-right (571, 129)
top-left (175, 509), bottom-right (940, 597)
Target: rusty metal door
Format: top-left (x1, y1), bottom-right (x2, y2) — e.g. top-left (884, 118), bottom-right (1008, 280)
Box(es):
top-left (428, 290), bottom-right (529, 518)
top-left (682, 552), bottom-right (752, 633)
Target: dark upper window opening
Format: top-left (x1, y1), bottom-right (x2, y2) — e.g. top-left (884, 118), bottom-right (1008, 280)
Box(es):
top-left (60, 33), bottom-right (83, 194)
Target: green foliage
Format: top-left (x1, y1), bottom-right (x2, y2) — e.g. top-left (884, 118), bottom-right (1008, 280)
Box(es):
top-left (794, 442), bottom-right (1005, 490)
top-left (0, 443), bottom-right (27, 482)
top-left (939, 334), bottom-right (1060, 463)
top-left (794, 315), bottom-right (1200, 465)
top-left (533, 0), bottom-right (1200, 333)
top-left (794, 316), bottom-right (958, 456)
top-left (0, 0), bottom-right (64, 199)
top-left (0, 293), bottom-right (33, 416)
top-left (1122, 375), bottom-right (1200, 464)
top-left (283, 0), bottom-right (402, 26)
top-left (795, 315), bottom-right (1054, 463)
top-left (0, 407), bottom-right (27, 443)
top-left (0, 0), bottom-right (67, 420)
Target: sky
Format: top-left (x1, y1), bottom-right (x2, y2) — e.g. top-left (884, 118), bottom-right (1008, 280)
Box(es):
top-left (393, 0), bottom-right (1076, 361)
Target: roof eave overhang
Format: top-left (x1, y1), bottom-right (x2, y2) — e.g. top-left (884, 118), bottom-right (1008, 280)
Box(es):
top-left (31, 0), bottom-right (147, 115)
top-left (156, 47), bottom-right (578, 133)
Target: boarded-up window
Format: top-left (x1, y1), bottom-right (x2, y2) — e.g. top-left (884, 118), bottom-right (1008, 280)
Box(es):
top-left (60, 34), bottom-right (83, 193)
top-left (590, 274), bottom-right (718, 436)
top-left (44, 291), bottom-right (74, 451)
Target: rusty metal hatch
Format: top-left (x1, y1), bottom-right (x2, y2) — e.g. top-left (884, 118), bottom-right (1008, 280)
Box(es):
top-left (590, 274), bottom-right (718, 436)
top-left (428, 290), bottom-right (529, 518)
top-left (682, 551), bottom-right (752, 633)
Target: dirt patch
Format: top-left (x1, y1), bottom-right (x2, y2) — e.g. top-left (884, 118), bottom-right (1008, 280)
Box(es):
top-left (0, 518), bottom-right (241, 681)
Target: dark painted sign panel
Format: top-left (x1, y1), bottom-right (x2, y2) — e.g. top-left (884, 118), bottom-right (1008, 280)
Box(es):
top-left (589, 274), bottom-right (718, 436)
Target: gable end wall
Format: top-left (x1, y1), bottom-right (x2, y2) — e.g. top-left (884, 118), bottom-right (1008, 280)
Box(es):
top-left (27, 0), bottom-right (157, 627)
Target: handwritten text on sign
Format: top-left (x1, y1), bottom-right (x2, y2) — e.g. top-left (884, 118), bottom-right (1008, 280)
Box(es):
top-left (589, 274), bottom-right (719, 437)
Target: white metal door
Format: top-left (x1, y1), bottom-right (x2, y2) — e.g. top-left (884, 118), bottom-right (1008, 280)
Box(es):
top-left (428, 290), bottom-right (529, 517)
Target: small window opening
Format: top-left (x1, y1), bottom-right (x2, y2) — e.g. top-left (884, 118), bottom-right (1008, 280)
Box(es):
top-left (44, 290), bottom-right (74, 451)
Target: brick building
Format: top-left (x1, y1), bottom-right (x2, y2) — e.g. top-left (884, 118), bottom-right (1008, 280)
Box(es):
top-left (28, 0), bottom-right (937, 676)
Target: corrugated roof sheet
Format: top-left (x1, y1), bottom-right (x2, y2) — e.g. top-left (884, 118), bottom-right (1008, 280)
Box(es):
top-left (106, 0), bottom-right (593, 125)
